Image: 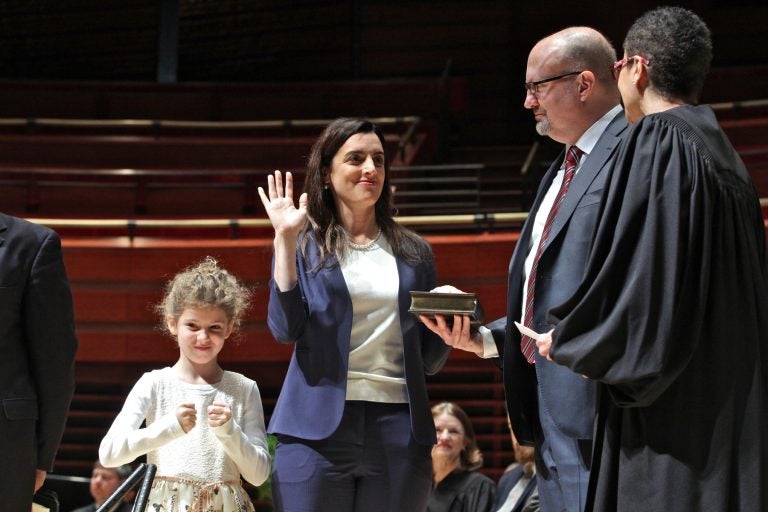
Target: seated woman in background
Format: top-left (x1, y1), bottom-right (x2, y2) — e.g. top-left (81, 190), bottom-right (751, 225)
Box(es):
top-left (428, 402), bottom-right (495, 512)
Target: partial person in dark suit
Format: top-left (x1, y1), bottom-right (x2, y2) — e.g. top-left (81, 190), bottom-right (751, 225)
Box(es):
top-left (493, 417), bottom-right (538, 512)
top-left (420, 27), bottom-right (626, 512)
top-left (0, 213), bottom-right (78, 512)
top-left (259, 118), bottom-right (451, 512)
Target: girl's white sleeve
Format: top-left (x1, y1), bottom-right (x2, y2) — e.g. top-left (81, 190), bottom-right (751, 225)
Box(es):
top-left (99, 373), bottom-right (186, 467)
top-left (211, 381), bottom-right (271, 486)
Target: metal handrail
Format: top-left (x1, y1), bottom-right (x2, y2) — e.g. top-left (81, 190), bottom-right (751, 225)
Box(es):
top-left (27, 212), bottom-right (529, 235)
top-left (25, 199), bottom-right (768, 239)
top-left (96, 463), bottom-right (156, 512)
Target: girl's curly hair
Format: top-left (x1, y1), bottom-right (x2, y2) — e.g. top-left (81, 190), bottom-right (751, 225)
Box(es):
top-left (156, 256), bottom-right (251, 336)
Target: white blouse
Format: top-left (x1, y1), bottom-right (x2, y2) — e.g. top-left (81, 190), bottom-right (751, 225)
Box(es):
top-left (341, 235), bottom-right (408, 403)
top-left (99, 367), bottom-right (271, 486)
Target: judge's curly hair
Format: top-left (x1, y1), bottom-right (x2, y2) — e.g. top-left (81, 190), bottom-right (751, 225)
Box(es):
top-left (432, 402), bottom-right (484, 471)
top-left (156, 256), bottom-right (251, 335)
top-left (623, 6), bottom-right (712, 104)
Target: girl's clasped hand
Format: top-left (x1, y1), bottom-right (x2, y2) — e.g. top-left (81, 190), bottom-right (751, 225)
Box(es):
top-left (175, 401), bottom-right (233, 432)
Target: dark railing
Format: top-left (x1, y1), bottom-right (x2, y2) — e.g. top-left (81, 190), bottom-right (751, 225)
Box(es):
top-left (97, 463), bottom-right (156, 512)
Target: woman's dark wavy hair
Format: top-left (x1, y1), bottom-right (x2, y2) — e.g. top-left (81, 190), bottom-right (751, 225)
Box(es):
top-left (432, 402), bottom-right (484, 472)
top-left (300, 117), bottom-right (431, 268)
top-left (623, 6), bottom-right (712, 104)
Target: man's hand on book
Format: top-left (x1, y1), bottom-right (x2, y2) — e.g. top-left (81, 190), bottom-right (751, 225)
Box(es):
top-left (418, 285), bottom-right (483, 356)
top-left (419, 313), bottom-right (483, 355)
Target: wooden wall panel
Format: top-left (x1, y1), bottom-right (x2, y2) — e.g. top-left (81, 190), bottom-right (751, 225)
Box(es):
top-left (62, 232), bottom-right (516, 364)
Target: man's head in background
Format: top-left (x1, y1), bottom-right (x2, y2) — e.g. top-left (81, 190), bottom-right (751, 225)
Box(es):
top-left (89, 461), bottom-right (132, 506)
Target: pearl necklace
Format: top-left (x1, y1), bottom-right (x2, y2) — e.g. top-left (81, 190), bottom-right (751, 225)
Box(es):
top-left (348, 228), bottom-right (382, 251)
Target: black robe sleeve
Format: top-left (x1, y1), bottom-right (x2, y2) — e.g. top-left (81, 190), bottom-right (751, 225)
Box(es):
top-left (547, 111), bottom-right (719, 407)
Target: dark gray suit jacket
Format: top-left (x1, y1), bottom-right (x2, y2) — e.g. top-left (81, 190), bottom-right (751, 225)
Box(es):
top-left (489, 111), bottom-right (627, 449)
top-left (0, 214), bottom-right (78, 510)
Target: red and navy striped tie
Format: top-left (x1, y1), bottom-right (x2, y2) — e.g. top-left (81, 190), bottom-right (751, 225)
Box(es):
top-left (521, 145), bottom-right (583, 364)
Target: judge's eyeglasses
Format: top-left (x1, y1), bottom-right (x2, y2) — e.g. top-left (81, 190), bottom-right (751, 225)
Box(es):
top-left (612, 55), bottom-right (650, 79)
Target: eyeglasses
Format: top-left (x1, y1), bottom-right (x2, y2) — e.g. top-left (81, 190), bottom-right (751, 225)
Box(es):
top-left (524, 70), bottom-right (583, 95)
top-left (611, 55), bottom-right (650, 79)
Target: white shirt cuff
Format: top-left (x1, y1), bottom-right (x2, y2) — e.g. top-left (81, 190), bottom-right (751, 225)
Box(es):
top-left (478, 325), bottom-right (499, 359)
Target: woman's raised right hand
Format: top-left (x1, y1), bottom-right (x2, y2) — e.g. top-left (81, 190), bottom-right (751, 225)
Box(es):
top-left (258, 170), bottom-right (308, 238)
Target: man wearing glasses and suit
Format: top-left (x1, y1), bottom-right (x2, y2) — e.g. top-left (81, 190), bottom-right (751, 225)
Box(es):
top-left (420, 27), bottom-right (626, 512)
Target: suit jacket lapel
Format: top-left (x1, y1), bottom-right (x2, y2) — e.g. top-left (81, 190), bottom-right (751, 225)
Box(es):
top-left (507, 157), bottom-right (562, 319)
top-left (395, 256), bottom-right (414, 317)
top-left (511, 157), bottom-right (561, 272)
top-left (544, 113), bottom-right (626, 248)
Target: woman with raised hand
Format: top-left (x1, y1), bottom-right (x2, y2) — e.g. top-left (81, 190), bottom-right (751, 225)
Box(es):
top-left (258, 117), bottom-right (451, 512)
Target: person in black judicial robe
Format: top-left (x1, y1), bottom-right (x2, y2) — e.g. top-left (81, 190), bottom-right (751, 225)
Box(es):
top-left (429, 402), bottom-right (496, 512)
top-left (429, 471), bottom-right (497, 512)
top-left (538, 7), bottom-right (768, 511)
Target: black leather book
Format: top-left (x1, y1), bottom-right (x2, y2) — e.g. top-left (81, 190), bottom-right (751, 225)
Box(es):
top-left (408, 291), bottom-right (484, 325)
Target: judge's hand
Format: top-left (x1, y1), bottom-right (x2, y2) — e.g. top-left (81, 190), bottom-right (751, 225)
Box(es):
top-left (207, 401), bottom-right (232, 428)
top-left (536, 330), bottom-right (589, 377)
top-left (258, 170), bottom-right (308, 239)
top-left (536, 330), bottom-right (554, 360)
top-left (35, 469), bottom-right (46, 492)
top-left (176, 402), bottom-right (197, 433)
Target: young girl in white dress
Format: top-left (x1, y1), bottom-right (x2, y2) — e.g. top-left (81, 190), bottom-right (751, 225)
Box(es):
top-left (99, 256), bottom-right (271, 512)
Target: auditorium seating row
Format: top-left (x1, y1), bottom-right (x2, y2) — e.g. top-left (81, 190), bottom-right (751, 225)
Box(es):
top-left (0, 108), bottom-right (765, 220)
top-left (0, 162), bottom-right (539, 219)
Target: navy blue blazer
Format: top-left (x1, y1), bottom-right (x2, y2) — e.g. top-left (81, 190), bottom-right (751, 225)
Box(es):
top-left (266, 233), bottom-right (451, 446)
top-left (489, 112), bottom-right (628, 446)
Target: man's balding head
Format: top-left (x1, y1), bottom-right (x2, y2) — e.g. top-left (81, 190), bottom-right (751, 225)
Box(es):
top-left (524, 27), bottom-right (621, 145)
